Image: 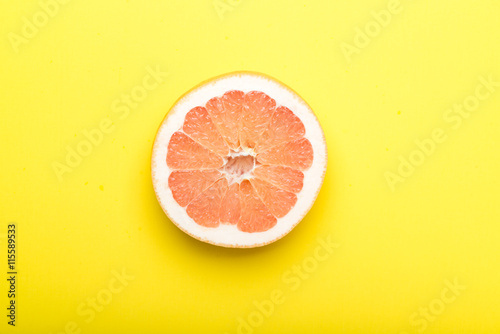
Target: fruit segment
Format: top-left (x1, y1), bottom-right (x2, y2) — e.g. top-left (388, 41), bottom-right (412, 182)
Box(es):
top-left (238, 180), bottom-right (277, 233)
top-left (239, 91), bottom-right (276, 149)
top-left (205, 90), bottom-right (244, 150)
top-left (183, 106), bottom-right (229, 156)
top-left (186, 178), bottom-right (228, 227)
top-left (250, 178), bottom-right (297, 218)
top-left (257, 138), bottom-right (314, 171)
top-left (219, 183), bottom-right (241, 225)
top-left (167, 132), bottom-right (224, 170)
top-left (252, 165), bottom-right (304, 193)
top-left (168, 170), bottom-right (222, 207)
top-left (256, 106), bottom-right (306, 152)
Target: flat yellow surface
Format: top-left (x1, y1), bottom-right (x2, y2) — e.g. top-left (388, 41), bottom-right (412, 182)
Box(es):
top-left (1, 0), bottom-right (499, 333)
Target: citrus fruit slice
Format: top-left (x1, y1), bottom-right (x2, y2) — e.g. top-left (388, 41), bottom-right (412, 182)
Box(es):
top-left (151, 72), bottom-right (327, 248)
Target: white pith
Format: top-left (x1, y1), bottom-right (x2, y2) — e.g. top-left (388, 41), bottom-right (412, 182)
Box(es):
top-left (222, 152), bottom-right (256, 184)
top-left (151, 73), bottom-right (327, 248)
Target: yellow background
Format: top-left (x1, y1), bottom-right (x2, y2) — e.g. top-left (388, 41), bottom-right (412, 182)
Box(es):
top-left (1, 0), bottom-right (499, 333)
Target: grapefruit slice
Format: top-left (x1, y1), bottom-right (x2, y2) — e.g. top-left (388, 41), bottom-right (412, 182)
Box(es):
top-left (151, 72), bottom-right (327, 248)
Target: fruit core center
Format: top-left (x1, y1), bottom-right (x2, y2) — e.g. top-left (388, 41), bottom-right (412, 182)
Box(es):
top-left (224, 154), bottom-right (255, 179)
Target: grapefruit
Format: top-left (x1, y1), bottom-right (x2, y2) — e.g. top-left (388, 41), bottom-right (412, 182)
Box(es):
top-left (151, 72), bottom-right (327, 248)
